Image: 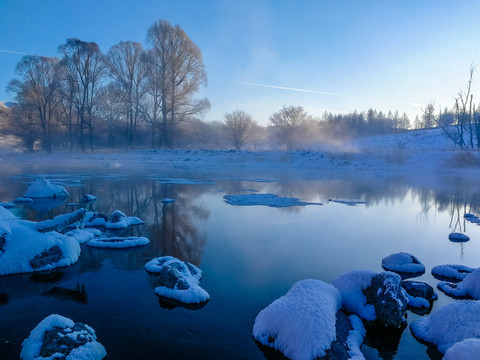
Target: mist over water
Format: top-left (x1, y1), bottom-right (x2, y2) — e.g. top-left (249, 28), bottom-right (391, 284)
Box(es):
top-left (0, 166), bottom-right (479, 359)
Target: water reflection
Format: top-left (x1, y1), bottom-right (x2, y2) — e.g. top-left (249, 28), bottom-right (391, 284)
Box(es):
top-left (42, 283), bottom-right (88, 304)
top-left (364, 322), bottom-right (406, 360)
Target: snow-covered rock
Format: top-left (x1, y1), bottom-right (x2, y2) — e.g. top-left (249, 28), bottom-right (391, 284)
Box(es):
top-left (224, 193), bottom-right (322, 207)
top-left (443, 338), bottom-right (480, 360)
top-left (145, 256), bottom-right (209, 304)
top-left (20, 314), bottom-right (106, 360)
top-left (24, 178), bottom-right (69, 198)
top-left (104, 210), bottom-right (144, 229)
top-left (14, 197), bottom-right (33, 203)
top-left (437, 268), bottom-right (480, 299)
top-left (66, 228), bottom-right (102, 245)
top-left (87, 236), bottom-right (150, 248)
top-left (401, 280), bottom-right (437, 308)
top-left (161, 198), bottom-right (175, 204)
top-left (432, 264), bottom-right (474, 281)
top-left (0, 217), bottom-right (81, 276)
top-left (253, 279), bottom-right (365, 360)
top-left (81, 194), bottom-right (97, 202)
top-left (332, 270), bottom-right (408, 327)
top-left (410, 300), bottom-right (480, 353)
top-left (84, 212), bottom-right (108, 227)
top-left (33, 208), bottom-right (86, 233)
top-left (448, 232), bottom-right (470, 242)
top-left (381, 252), bottom-right (425, 275)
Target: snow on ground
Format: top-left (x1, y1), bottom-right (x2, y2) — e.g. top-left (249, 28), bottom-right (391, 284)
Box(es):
top-left (253, 279), bottom-right (343, 360)
top-left (381, 252), bottom-right (425, 274)
top-left (410, 300), bottom-right (480, 353)
top-left (87, 236), bottom-right (150, 248)
top-left (20, 314), bottom-right (106, 360)
top-left (23, 178), bottom-right (69, 198)
top-left (224, 193), bottom-right (322, 208)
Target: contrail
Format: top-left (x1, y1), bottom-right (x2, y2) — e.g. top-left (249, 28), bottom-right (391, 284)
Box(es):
top-left (236, 81), bottom-right (422, 107)
top-left (0, 49), bottom-right (28, 55)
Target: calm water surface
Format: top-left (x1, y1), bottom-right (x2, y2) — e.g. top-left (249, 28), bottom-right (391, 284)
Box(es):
top-left (0, 166), bottom-right (479, 359)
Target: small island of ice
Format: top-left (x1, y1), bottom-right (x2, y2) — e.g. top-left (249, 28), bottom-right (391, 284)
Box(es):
top-left (20, 314), bottom-right (106, 360)
top-left (24, 178), bottom-right (69, 198)
top-left (145, 256), bottom-right (209, 304)
top-left (224, 193), bottom-right (322, 208)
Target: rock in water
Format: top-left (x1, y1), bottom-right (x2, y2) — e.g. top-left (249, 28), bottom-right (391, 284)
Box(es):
top-left (364, 272), bottom-right (408, 328)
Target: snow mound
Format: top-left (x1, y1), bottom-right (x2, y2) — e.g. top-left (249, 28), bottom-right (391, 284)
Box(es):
top-left (437, 268), bottom-right (480, 299)
top-left (24, 178), bottom-right (69, 198)
top-left (20, 314), bottom-right (106, 360)
top-left (104, 210), bottom-right (144, 229)
top-left (82, 194), bottom-right (97, 202)
top-left (0, 220), bottom-right (80, 276)
top-left (410, 300), bottom-right (480, 353)
top-left (66, 228), bottom-right (102, 245)
top-left (87, 236), bottom-right (150, 248)
top-left (145, 256), bottom-right (209, 304)
top-left (0, 206), bottom-right (16, 221)
top-left (443, 338), bottom-right (480, 360)
top-left (381, 252), bottom-right (425, 274)
top-left (448, 233), bottom-right (470, 242)
top-left (331, 270), bottom-right (377, 321)
top-left (14, 197), bottom-right (33, 203)
top-left (224, 193), bottom-right (322, 208)
top-left (253, 279), bottom-right (342, 360)
top-left (432, 264), bottom-right (474, 281)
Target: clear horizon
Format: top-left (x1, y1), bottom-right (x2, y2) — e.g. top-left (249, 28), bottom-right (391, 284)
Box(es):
top-left (1, 0), bottom-right (480, 124)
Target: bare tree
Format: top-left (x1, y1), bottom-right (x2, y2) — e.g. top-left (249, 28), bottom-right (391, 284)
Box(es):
top-left (269, 105), bottom-right (314, 150)
top-left (145, 19), bottom-right (209, 148)
top-left (105, 41), bottom-right (146, 147)
top-left (58, 38), bottom-right (105, 151)
top-left (223, 110), bottom-right (255, 150)
top-left (7, 55), bottom-right (60, 152)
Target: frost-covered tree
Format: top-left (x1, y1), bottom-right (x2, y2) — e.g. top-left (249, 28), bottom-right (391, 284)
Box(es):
top-left (223, 110), bottom-right (255, 150)
top-left (269, 105), bottom-right (314, 150)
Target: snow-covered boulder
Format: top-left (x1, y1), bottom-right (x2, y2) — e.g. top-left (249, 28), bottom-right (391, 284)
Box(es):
top-left (432, 264), bottom-right (474, 281)
top-left (81, 194), bottom-right (97, 202)
top-left (410, 300), bottom-right (480, 353)
top-left (21, 314), bottom-right (106, 360)
top-left (87, 236), bottom-right (150, 248)
top-left (448, 232), bottom-right (470, 242)
top-left (437, 268), bottom-right (480, 299)
top-left (145, 256), bottom-right (209, 304)
top-left (253, 279), bottom-right (365, 360)
top-left (65, 228), bottom-right (102, 245)
top-left (104, 210), bottom-right (144, 229)
top-left (24, 178), bottom-right (69, 198)
top-left (0, 222), bottom-right (80, 276)
top-left (332, 270), bottom-right (408, 328)
top-left (443, 338), bottom-right (480, 360)
top-left (401, 280), bottom-right (437, 308)
top-left (381, 252), bottom-right (425, 275)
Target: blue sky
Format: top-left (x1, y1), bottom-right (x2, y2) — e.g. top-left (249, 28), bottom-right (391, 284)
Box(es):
top-left (1, 0), bottom-right (480, 124)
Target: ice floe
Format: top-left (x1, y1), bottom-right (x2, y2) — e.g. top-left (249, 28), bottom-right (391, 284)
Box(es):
top-left (224, 193), bottom-right (322, 207)
top-left (381, 252), bottom-right (425, 275)
top-left (448, 232), bottom-right (470, 242)
top-left (14, 197), bottom-right (33, 203)
top-left (87, 236), bottom-right (150, 248)
top-left (437, 268), bottom-right (480, 299)
top-left (145, 256), bottom-right (209, 304)
top-left (253, 279), bottom-right (365, 360)
top-left (410, 300), bottom-right (480, 353)
top-left (20, 314), bottom-right (106, 360)
top-left (431, 264), bottom-right (474, 281)
top-left (24, 178), bottom-right (69, 198)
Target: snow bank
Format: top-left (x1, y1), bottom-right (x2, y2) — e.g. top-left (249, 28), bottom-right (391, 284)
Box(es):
top-left (224, 193), bottom-right (322, 208)
top-left (24, 178), bottom-right (69, 198)
top-left (66, 228), bottom-right (102, 245)
top-left (331, 270), bottom-right (377, 321)
top-left (432, 264), bottom-right (474, 281)
top-left (0, 206), bottom-right (16, 221)
top-left (410, 300), bottom-right (480, 353)
top-left (253, 279), bottom-right (342, 360)
top-left (145, 256), bottom-right (209, 304)
top-left (438, 268), bottom-right (480, 299)
top-left (443, 338), bottom-right (480, 360)
top-left (87, 236), bottom-right (150, 248)
top-left (0, 221), bottom-right (80, 276)
top-left (20, 314), bottom-right (106, 360)
top-left (381, 252), bottom-right (425, 274)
